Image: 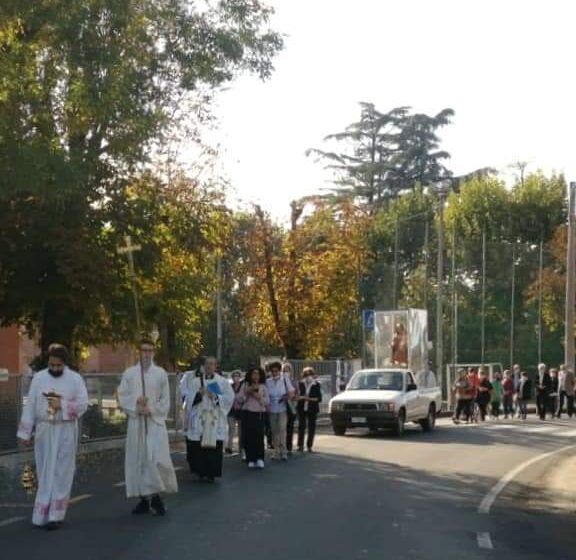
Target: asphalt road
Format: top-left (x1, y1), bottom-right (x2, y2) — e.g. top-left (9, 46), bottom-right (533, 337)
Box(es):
top-left (2, 418), bottom-right (576, 560)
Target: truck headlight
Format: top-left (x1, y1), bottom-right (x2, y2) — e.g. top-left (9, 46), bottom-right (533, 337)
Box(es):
top-left (331, 402), bottom-right (343, 411)
top-left (378, 402), bottom-right (395, 412)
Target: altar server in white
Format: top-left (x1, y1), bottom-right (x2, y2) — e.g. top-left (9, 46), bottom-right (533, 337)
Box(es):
top-left (118, 339), bottom-right (178, 516)
top-left (17, 344), bottom-right (88, 530)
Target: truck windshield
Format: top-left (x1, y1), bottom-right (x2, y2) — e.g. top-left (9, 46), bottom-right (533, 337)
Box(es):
top-left (348, 371), bottom-right (404, 391)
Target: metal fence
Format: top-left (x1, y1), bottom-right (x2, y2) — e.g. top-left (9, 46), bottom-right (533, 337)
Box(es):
top-left (287, 359), bottom-right (362, 414)
top-left (0, 373), bottom-right (183, 454)
top-left (0, 362), bottom-right (362, 453)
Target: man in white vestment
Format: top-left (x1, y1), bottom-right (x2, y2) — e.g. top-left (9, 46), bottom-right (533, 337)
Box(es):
top-left (183, 356), bottom-right (234, 481)
top-left (118, 339), bottom-right (178, 516)
top-left (17, 344), bottom-right (88, 530)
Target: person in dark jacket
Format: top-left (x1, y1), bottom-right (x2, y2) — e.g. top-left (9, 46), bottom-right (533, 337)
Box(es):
top-left (517, 371), bottom-right (532, 420)
top-left (476, 369), bottom-right (492, 422)
top-left (536, 363), bottom-right (552, 420)
top-left (297, 367), bottom-right (322, 452)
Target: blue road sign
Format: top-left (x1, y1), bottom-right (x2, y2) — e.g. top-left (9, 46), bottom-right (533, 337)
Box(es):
top-left (362, 309), bottom-right (375, 330)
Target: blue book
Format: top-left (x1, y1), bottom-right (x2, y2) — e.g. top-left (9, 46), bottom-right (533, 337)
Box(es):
top-left (207, 382), bottom-right (222, 396)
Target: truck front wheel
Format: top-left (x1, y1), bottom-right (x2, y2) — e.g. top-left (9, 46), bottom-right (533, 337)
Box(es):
top-left (333, 424), bottom-right (347, 436)
top-left (393, 409), bottom-right (406, 437)
top-left (420, 404), bottom-right (436, 432)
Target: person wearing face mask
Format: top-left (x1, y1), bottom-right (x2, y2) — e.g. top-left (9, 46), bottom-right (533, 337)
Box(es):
top-left (297, 368), bottom-right (323, 453)
top-left (17, 344), bottom-right (88, 530)
top-left (118, 339), bottom-right (178, 516)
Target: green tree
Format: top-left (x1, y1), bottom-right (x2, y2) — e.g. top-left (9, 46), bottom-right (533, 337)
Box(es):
top-left (0, 0), bottom-right (282, 358)
top-left (307, 104), bottom-right (454, 210)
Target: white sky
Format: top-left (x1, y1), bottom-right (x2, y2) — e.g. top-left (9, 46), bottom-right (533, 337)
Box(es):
top-left (192, 0), bottom-right (576, 219)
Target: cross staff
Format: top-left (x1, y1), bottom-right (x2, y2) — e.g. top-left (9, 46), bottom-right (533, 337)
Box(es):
top-left (117, 235), bottom-right (142, 335)
top-left (117, 235), bottom-right (148, 436)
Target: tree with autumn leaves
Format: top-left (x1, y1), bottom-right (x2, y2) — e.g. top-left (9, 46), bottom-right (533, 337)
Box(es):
top-left (207, 201), bottom-right (371, 365)
top-left (0, 0), bottom-right (282, 365)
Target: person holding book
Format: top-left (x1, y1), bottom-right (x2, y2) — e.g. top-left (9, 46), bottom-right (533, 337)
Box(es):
top-left (182, 356), bottom-right (234, 482)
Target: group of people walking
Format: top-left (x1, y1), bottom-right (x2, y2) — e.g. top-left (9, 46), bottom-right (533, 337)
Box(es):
top-left (184, 359), bottom-right (322, 473)
top-left (452, 363), bottom-right (576, 424)
top-left (17, 340), bottom-right (323, 530)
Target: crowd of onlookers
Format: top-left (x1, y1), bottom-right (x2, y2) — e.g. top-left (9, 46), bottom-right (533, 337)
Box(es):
top-left (452, 363), bottom-right (575, 423)
top-left (182, 361), bottom-right (323, 470)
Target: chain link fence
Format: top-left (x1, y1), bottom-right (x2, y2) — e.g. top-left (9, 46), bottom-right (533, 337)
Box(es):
top-left (365, 214), bottom-right (562, 377)
top-left (0, 373), bottom-right (183, 454)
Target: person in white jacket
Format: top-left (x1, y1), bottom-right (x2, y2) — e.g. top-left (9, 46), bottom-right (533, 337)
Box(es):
top-left (17, 344), bottom-right (88, 530)
top-left (118, 339), bottom-right (178, 516)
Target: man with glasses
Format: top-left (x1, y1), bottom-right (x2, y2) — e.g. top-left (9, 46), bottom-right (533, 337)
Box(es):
top-left (118, 338), bottom-right (178, 516)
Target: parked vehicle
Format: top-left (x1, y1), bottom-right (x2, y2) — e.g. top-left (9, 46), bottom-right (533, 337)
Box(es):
top-left (329, 368), bottom-right (442, 437)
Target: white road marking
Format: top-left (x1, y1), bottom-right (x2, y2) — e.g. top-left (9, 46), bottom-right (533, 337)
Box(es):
top-left (521, 426), bottom-right (558, 434)
top-left (556, 429), bottom-right (576, 437)
top-left (69, 494), bottom-right (92, 504)
top-left (0, 503), bottom-right (32, 508)
top-left (113, 481), bottom-right (126, 487)
top-left (477, 532), bottom-right (494, 550)
top-left (174, 466), bottom-right (184, 472)
top-left (0, 516), bottom-right (26, 528)
top-left (478, 443), bottom-right (576, 514)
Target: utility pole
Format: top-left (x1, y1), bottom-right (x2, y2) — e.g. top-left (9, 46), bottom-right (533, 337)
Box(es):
top-left (481, 228), bottom-right (487, 365)
top-left (436, 182), bottom-right (449, 401)
top-left (216, 256), bottom-right (223, 363)
top-left (450, 226), bottom-right (458, 410)
top-left (565, 182), bottom-right (576, 372)
top-left (392, 219), bottom-right (400, 308)
top-left (510, 243), bottom-right (517, 368)
top-left (117, 235), bottom-right (142, 336)
top-left (537, 237), bottom-right (544, 364)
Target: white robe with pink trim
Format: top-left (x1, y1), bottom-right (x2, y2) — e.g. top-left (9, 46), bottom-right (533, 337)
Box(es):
top-left (17, 368), bottom-right (88, 526)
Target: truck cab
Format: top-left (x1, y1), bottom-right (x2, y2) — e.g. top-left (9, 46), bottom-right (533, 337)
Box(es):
top-left (329, 368), bottom-right (441, 437)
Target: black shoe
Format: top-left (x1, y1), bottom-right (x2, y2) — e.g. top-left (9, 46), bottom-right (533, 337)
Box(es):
top-left (298, 446), bottom-right (304, 452)
top-left (307, 447), bottom-right (314, 453)
top-left (132, 498), bottom-right (150, 515)
top-left (225, 448), bottom-right (233, 454)
top-left (150, 495), bottom-right (166, 516)
top-left (46, 522), bottom-right (63, 531)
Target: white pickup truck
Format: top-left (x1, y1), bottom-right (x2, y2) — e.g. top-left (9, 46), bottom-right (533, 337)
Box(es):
top-left (329, 368), bottom-right (442, 437)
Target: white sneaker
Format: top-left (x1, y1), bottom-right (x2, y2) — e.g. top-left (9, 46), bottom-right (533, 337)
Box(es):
top-left (248, 462), bottom-right (256, 469)
top-left (256, 459), bottom-right (265, 469)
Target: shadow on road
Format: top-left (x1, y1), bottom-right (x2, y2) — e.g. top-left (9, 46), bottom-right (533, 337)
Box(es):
top-left (1, 438), bottom-right (576, 560)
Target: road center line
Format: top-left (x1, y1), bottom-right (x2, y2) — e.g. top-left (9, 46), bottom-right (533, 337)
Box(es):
top-left (477, 532), bottom-right (493, 550)
top-left (0, 516), bottom-right (26, 528)
top-left (478, 444), bottom-right (576, 514)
